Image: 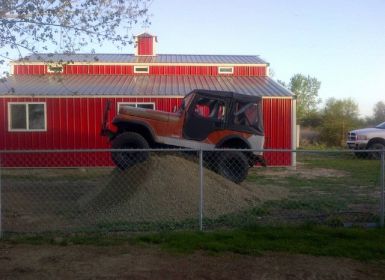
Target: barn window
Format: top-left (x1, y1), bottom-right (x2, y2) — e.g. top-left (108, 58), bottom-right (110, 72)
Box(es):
top-left (218, 66), bottom-right (234, 74)
top-left (8, 102), bottom-right (46, 131)
top-left (134, 65), bottom-right (149, 73)
top-left (47, 63), bottom-right (64, 73)
top-left (118, 102), bottom-right (155, 112)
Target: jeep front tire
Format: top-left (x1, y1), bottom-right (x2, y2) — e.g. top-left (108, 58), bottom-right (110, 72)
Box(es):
top-left (111, 132), bottom-right (150, 170)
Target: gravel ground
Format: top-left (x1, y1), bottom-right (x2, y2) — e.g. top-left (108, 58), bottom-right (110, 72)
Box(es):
top-left (81, 155), bottom-right (288, 223)
top-left (3, 154), bottom-right (288, 233)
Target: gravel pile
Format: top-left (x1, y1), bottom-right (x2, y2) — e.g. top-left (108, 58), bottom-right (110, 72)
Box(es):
top-left (80, 154), bottom-right (287, 223)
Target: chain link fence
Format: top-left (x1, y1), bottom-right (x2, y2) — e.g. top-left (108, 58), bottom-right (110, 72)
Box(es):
top-left (0, 149), bottom-right (384, 237)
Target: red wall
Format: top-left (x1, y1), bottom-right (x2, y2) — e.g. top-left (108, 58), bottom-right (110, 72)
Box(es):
top-left (137, 37), bottom-right (154, 56)
top-left (0, 97), bottom-right (292, 167)
top-left (14, 65), bottom-right (266, 76)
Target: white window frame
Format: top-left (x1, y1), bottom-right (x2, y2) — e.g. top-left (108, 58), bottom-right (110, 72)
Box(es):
top-left (134, 65), bottom-right (150, 73)
top-left (47, 63), bottom-right (64, 73)
top-left (117, 102), bottom-right (155, 112)
top-left (218, 66), bottom-right (234, 74)
top-left (8, 102), bottom-right (47, 132)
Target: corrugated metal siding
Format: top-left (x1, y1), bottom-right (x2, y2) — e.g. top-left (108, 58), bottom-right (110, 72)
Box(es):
top-left (14, 65), bottom-right (46, 75)
top-left (14, 65), bottom-right (267, 77)
top-left (263, 98), bottom-right (292, 165)
top-left (0, 97), bottom-right (291, 166)
top-left (1, 75), bottom-right (292, 97)
top-left (138, 37), bottom-right (153, 56)
top-left (21, 53), bottom-right (268, 64)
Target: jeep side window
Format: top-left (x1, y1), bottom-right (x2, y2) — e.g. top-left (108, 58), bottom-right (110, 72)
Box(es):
top-left (193, 97), bottom-right (226, 121)
top-left (234, 102), bottom-right (259, 127)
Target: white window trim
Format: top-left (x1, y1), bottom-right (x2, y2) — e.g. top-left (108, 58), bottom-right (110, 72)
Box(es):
top-left (133, 65), bottom-right (150, 73)
top-left (47, 63), bottom-right (64, 73)
top-left (117, 102), bottom-right (155, 112)
top-left (218, 66), bottom-right (234, 74)
top-left (8, 102), bottom-right (47, 132)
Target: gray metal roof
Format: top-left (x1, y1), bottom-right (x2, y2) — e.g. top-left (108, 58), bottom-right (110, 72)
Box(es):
top-left (0, 75), bottom-right (292, 97)
top-left (19, 53), bottom-right (267, 65)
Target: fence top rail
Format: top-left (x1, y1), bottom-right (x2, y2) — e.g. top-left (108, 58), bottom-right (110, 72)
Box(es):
top-left (0, 148), bottom-right (384, 154)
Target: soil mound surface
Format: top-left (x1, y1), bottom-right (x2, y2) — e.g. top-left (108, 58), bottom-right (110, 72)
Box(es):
top-left (80, 154), bottom-right (288, 223)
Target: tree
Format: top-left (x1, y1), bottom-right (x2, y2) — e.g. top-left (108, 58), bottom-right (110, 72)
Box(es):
top-left (319, 98), bottom-right (361, 147)
top-left (0, 0), bottom-right (151, 67)
top-left (289, 74), bottom-right (321, 124)
top-left (373, 101), bottom-right (385, 124)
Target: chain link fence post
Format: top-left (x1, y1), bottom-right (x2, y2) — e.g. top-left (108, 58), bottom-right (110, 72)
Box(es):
top-left (199, 150), bottom-right (204, 231)
top-left (381, 150), bottom-right (385, 228)
top-left (0, 153), bottom-right (2, 239)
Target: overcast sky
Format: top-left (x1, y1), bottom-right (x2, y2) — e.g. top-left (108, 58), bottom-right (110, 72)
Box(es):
top-left (4, 0), bottom-right (385, 117)
top-left (139, 0), bottom-right (385, 117)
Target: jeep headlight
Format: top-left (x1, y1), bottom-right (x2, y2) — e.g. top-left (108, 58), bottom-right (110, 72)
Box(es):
top-left (356, 135), bottom-right (368, 140)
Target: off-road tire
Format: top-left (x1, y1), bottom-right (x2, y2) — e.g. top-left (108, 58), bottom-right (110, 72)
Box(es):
top-left (217, 152), bottom-right (249, 184)
top-left (111, 132), bottom-right (150, 170)
top-left (203, 151), bottom-right (220, 172)
top-left (368, 142), bottom-right (385, 160)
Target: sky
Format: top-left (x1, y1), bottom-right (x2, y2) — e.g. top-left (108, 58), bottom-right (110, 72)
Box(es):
top-left (4, 0), bottom-right (385, 117)
top-left (140, 0), bottom-right (385, 117)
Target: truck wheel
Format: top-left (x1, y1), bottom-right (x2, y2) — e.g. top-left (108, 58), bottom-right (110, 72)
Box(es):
top-left (111, 132), bottom-right (150, 170)
top-left (368, 142), bottom-right (385, 160)
top-left (217, 152), bottom-right (249, 184)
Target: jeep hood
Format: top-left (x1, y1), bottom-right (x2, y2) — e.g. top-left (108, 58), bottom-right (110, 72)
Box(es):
top-left (116, 106), bottom-right (179, 122)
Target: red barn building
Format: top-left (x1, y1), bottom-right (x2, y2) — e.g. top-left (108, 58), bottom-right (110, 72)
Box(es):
top-left (0, 33), bottom-right (295, 167)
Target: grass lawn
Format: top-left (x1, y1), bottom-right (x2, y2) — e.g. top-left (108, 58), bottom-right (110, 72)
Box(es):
top-left (231, 152), bottom-right (383, 227)
top-left (5, 226), bottom-right (385, 261)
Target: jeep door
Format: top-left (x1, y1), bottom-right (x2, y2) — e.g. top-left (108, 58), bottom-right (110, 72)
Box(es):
top-left (183, 95), bottom-right (227, 141)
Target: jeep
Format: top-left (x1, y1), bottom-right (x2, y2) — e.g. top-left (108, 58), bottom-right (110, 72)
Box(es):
top-left (347, 121), bottom-right (385, 159)
top-left (101, 89), bottom-right (266, 183)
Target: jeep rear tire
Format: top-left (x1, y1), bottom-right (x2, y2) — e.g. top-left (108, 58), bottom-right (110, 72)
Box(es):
top-left (111, 132), bottom-right (150, 170)
top-left (217, 152), bottom-right (249, 184)
top-left (368, 142), bottom-right (385, 160)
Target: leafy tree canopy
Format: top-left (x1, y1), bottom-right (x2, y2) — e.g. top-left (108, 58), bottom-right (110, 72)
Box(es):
top-left (289, 74), bottom-right (321, 123)
top-left (0, 0), bottom-right (151, 67)
top-left (373, 101), bottom-right (385, 124)
top-left (319, 97), bottom-right (361, 147)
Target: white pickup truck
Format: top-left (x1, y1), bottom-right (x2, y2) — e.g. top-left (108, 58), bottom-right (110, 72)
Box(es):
top-left (347, 122), bottom-right (385, 159)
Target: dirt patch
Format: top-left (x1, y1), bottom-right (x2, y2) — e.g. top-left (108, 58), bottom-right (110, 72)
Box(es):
top-left (80, 155), bottom-right (289, 223)
top-left (254, 164), bottom-right (349, 179)
top-left (1, 243), bottom-right (385, 280)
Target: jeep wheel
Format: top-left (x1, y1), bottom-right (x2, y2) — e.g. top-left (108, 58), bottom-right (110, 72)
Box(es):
top-left (368, 142), bottom-right (385, 160)
top-left (111, 132), bottom-right (150, 170)
top-left (217, 152), bottom-right (249, 184)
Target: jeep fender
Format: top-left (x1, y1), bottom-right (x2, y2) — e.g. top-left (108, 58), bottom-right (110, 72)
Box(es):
top-left (112, 119), bottom-right (156, 145)
top-left (215, 135), bottom-right (251, 149)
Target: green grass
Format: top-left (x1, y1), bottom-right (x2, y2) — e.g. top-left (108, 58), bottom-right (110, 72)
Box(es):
top-left (229, 152), bottom-right (383, 228)
top-left (4, 226), bottom-right (385, 261)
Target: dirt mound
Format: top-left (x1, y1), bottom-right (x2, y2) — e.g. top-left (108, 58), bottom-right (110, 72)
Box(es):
top-left (80, 155), bottom-right (288, 223)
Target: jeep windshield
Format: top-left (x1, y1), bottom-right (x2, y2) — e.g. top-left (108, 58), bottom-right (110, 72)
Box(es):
top-left (233, 101), bottom-right (263, 135)
top-left (376, 122), bottom-right (385, 129)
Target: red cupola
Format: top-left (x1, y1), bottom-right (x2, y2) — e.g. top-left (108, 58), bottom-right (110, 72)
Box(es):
top-left (134, 32), bottom-right (157, 56)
